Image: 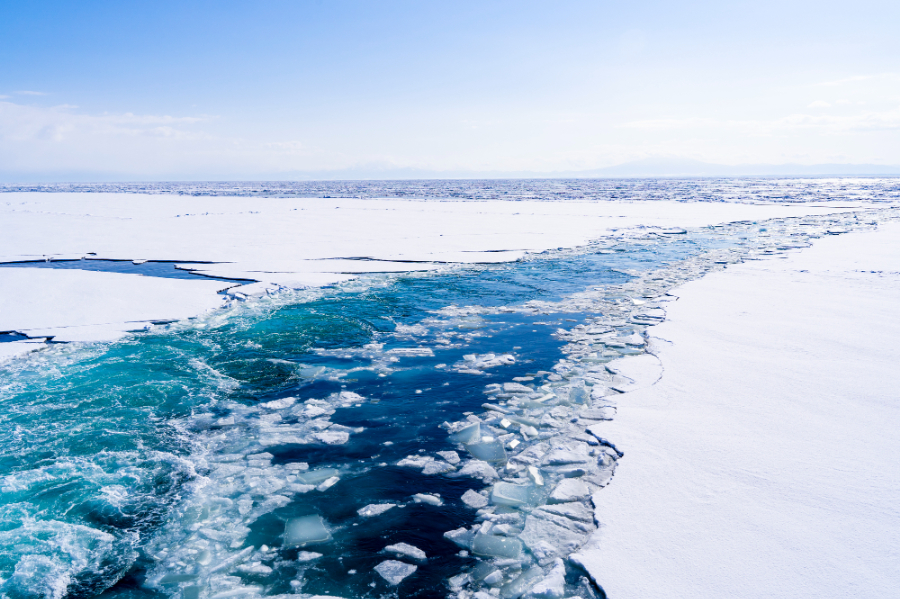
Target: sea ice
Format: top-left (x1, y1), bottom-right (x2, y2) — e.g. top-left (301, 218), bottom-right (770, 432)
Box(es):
top-left (549, 479), bottom-right (590, 502)
top-left (461, 489), bottom-right (489, 509)
top-left (412, 493), bottom-right (443, 506)
top-left (297, 551), bottom-right (323, 562)
top-left (529, 559), bottom-right (566, 598)
top-left (374, 560), bottom-right (418, 585)
top-left (312, 431), bottom-right (349, 445)
top-left (422, 460), bottom-right (455, 475)
top-left (437, 450), bottom-right (461, 464)
top-left (284, 515), bottom-right (331, 547)
top-left (296, 468), bottom-right (340, 485)
top-left (383, 542), bottom-right (427, 560)
top-left (357, 503), bottom-right (397, 518)
top-left (466, 439), bottom-right (507, 463)
top-left (455, 460), bottom-right (500, 481)
top-left (449, 422), bottom-right (481, 444)
top-left (471, 533), bottom-right (523, 559)
top-left (491, 483), bottom-right (535, 507)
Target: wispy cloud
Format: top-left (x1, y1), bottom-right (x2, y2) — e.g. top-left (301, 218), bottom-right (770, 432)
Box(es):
top-left (807, 100), bottom-right (831, 108)
top-left (0, 100), bottom-right (343, 176)
top-left (621, 107), bottom-right (900, 135)
top-left (13, 90), bottom-right (49, 96)
top-left (816, 73), bottom-right (900, 87)
top-left (0, 101), bottom-right (212, 143)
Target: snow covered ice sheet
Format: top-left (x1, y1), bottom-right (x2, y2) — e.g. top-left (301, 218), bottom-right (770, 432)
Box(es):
top-left (0, 190), bottom-right (873, 343)
top-left (575, 221), bottom-right (900, 599)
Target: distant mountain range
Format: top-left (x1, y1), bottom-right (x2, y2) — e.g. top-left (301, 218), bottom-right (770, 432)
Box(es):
top-left (2, 158), bottom-right (899, 183)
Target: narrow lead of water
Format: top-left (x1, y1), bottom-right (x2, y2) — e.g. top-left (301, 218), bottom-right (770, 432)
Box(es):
top-left (0, 208), bottom-right (890, 599)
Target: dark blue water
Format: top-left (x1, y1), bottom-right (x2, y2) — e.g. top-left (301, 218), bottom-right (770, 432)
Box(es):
top-left (0, 259), bottom-right (250, 283)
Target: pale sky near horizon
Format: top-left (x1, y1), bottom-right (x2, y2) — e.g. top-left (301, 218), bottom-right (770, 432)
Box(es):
top-left (1, 0), bottom-right (899, 180)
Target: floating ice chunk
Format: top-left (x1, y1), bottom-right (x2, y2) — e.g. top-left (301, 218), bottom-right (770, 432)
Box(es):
top-left (455, 460), bottom-right (500, 482)
top-left (398, 455), bottom-right (434, 468)
top-left (503, 382), bottom-right (532, 394)
top-left (358, 503), bottom-right (397, 517)
top-left (549, 479), bottom-right (590, 502)
top-left (296, 468), bottom-right (340, 485)
top-left (236, 562), bottom-right (273, 575)
top-left (284, 515), bottom-right (331, 546)
top-left (422, 461), bottom-right (455, 475)
top-left (375, 560), bottom-right (417, 585)
top-left (450, 422), bottom-right (481, 444)
top-left (466, 439), bottom-right (507, 463)
top-left (437, 450), bottom-right (460, 465)
top-left (456, 353), bottom-right (516, 371)
top-left (384, 542), bottom-right (427, 560)
top-left (313, 431), bottom-right (349, 445)
top-left (387, 347), bottom-right (434, 356)
top-left (472, 533), bottom-right (523, 559)
top-left (500, 566), bottom-right (544, 598)
top-left (520, 512), bottom-right (590, 559)
top-left (316, 476), bottom-right (340, 492)
top-left (461, 489), bottom-right (489, 509)
top-left (297, 551), bottom-right (323, 562)
top-left (568, 386), bottom-right (589, 405)
top-left (209, 586), bottom-right (265, 599)
top-left (209, 546), bottom-right (254, 573)
top-left (529, 559), bottom-right (566, 598)
top-left (444, 527), bottom-right (474, 549)
top-left (338, 390), bottom-right (365, 403)
top-left (542, 444), bottom-right (592, 466)
top-left (491, 482), bottom-right (535, 507)
top-left (302, 405), bottom-right (331, 418)
top-left (484, 570), bottom-right (505, 585)
top-left (262, 397), bottom-right (297, 410)
top-left (413, 493), bottom-right (443, 506)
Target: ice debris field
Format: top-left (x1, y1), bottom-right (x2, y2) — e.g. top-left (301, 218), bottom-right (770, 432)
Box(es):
top-left (0, 178), bottom-right (898, 599)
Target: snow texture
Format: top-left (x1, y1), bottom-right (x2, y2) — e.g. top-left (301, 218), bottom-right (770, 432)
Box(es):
top-left (0, 192), bottom-right (864, 345)
top-left (576, 222), bottom-right (900, 599)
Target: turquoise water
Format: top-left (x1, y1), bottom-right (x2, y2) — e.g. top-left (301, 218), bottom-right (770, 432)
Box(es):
top-left (0, 207), bottom-right (885, 599)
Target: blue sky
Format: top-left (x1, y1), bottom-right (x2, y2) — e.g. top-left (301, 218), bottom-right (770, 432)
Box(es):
top-left (1, 0), bottom-right (899, 180)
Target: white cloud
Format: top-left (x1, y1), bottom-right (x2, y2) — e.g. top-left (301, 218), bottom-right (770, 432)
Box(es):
top-left (13, 90), bottom-right (49, 96)
top-left (807, 100), bottom-right (831, 108)
top-left (621, 107), bottom-right (900, 135)
top-left (816, 73), bottom-right (900, 87)
top-left (0, 100), bottom-right (344, 177)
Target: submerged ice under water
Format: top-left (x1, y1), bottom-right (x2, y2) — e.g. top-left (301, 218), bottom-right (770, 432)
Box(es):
top-left (0, 198), bottom-right (896, 599)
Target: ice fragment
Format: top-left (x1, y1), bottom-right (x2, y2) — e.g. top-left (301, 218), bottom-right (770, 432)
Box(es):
top-left (284, 515), bottom-right (331, 546)
top-left (461, 489), bottom-right (489, 509)
top-left (374, 560), bottom-right (418, 585)
top-left (384, 542), bottom-right (426, 560)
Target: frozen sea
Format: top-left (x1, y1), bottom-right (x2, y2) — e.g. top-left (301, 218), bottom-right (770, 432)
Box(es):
top-left (0, 179), bottom-right (898, 599)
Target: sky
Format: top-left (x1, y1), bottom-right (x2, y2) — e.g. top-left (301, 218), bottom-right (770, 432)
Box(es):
top-left (1, 0), bottom-right (899, 180)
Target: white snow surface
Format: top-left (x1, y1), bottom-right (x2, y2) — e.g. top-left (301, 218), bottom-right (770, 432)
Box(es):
top-left (0, 193), bottom-right (867, 344)
top-left (0, 268), bottom-right (229, 343)
top-left (576, 222), bottom-right (900, 598)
